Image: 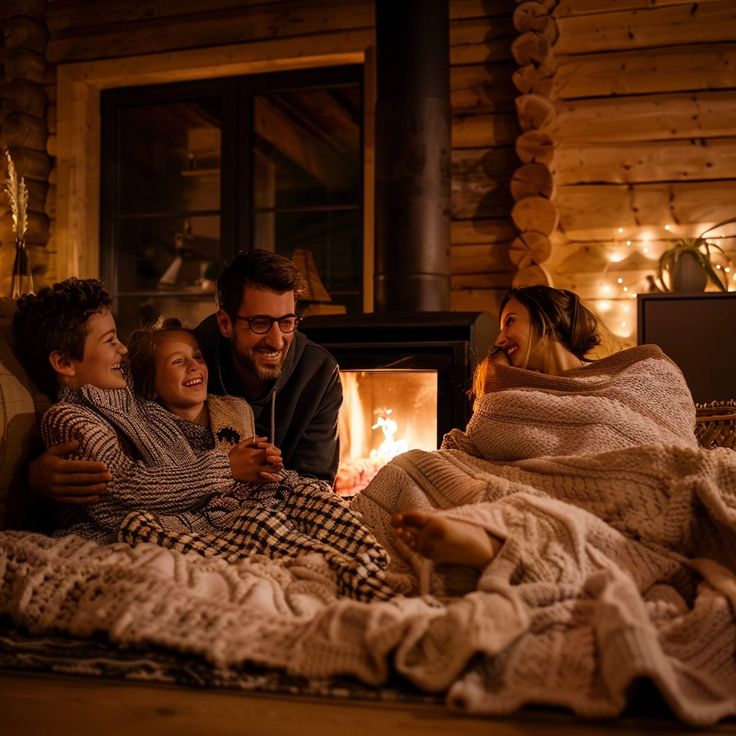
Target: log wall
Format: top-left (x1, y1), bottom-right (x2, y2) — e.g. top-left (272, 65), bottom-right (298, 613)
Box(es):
top-left (533, 0), bottom-right (736, 341)
top-left (6, 0), bottom-right (732, 328)
top-left (0, 0), bottom-right (519, 314)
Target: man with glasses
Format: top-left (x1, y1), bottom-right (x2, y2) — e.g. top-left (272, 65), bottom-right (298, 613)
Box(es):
top-left (193, 249), bottom-right (342, 483)
top-left (26, 250), bottom-right (342, 506)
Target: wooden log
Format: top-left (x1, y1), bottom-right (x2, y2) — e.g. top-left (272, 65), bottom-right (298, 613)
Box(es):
top-left (11, 0), bottom-right (48, 23)
top-left (1, 79), bottom-right (47, 118)
top-left (451, 242), bottom-right (513, 271)
top-left (515, 129), bottom-right (555, 166)
top-left (451, 218), bottom-right (518, 245)
top-left (515, 94), bottom-right (555, 131)
top-left (451, 287), bottom-right (507, 314)
top-left (555, 181), bottom-right (736, 239)
top-left (42, 0), bottom-right (505, 30)
top-left (22, 210), bottom-right (50, 243)
top-left (451, 62), bottom-right (517, 111)
top-left (555, 138), bottom-right (736, 186)
top-left (451, 148), bottom-right (518, 219)
top-left (450, 17), bottom-right (516, 66)
top-left (2, 112), bottom-right (48, 150)
top-left (511, 31), bottom-right (555, 68)
top-left (47, 1), bottom-right (375, 62)
top-left (515, 0), bottom-right (557, 10)
top-left (45, 183), bottom-right (56, 219)
top-left (512, 263), bottom-right (552, 287)
top-left (22, 178), bottom-right (48, 213)
top-left (452, 112), bottom-right (519, 148)
top-left (554, 43), bottom-right (736, 100)
top-left (46, 103), bottom-right (57, 134)
top-left (510, 162), bottom-right (554, 201)
top-left (510, 230), bottom-right (552, 268)
top-left (555, 1), bottom-right (736, 56)
top-left (554, 0), bottom-right (698, 17)
top-left (5, 146), bottom-right (51, 181)
top-left (552, 91), bottom-right (736, 143)
top-left (451, 272), bottom-right (515, 290)
top-left (511, 196), bottom-right (559, 234)
top-left (512, 63), bottom-right (555, 97)
top-left (513, 2), bottom-right (558, 44)
top-left (4, 47), bottom-right (46, 83)
top-left (3, 16), bottom-right (49, 53)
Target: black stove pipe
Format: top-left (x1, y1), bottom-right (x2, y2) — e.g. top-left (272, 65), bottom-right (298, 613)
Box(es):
top-left (373, 0), bottom-right (451, 312)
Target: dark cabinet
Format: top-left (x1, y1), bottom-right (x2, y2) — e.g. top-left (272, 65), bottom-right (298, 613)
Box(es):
top-left (637, 292), bottom-right (736, 402)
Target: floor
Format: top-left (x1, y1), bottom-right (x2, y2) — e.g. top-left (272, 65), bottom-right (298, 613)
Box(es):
top-left (2, 671), bottom-right (735, 736)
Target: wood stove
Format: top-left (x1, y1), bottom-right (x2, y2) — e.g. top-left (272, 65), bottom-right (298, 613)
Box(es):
top-left (300, 312), bottom-right (495, 493)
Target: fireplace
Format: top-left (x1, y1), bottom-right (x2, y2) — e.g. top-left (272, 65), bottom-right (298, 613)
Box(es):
top-left (299, 312), bottom-right (495, 494)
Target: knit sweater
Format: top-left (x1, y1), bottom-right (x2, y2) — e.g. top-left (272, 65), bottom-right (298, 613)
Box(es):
top-left (42, 384), bottom-right (236, 543)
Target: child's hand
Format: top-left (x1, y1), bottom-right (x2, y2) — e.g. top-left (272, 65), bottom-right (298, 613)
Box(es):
top-left (228, 437), bottom-right (283, 483)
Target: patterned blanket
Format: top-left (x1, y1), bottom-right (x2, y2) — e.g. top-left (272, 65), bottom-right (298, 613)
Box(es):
top-left (1, 346), bottom-right (736, 725)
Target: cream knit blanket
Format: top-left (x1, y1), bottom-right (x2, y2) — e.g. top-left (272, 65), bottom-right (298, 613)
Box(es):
top-left (1, 346), bottom-right (736, 725)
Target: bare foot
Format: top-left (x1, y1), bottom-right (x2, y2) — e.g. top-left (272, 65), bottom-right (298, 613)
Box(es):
top-left (391, 511), bottom-right (501, 570)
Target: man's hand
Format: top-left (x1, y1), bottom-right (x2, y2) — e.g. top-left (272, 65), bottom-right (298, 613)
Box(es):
top-left (28, 441), bottom-right (112, 504)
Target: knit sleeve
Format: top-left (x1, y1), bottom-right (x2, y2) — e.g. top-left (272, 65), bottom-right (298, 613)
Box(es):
top-left (42, 402), bottom-right (234, 517)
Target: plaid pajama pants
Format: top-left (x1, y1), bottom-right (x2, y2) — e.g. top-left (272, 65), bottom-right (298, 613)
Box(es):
top-left (118, 475), bottom-right (393, 601)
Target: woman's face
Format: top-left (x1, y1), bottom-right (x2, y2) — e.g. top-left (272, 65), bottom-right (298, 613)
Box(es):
top-left (494, 297), bottom-right (545, 370)
top-left (152, 331), bottom-right (208, 416)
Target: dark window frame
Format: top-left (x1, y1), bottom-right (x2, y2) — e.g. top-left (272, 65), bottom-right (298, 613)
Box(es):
top-left (100, 64), bottom-right (364, 320)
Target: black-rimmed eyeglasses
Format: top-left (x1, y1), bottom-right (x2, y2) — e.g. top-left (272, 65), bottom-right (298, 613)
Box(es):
top-left (233, 313), bottom-right (301, 334)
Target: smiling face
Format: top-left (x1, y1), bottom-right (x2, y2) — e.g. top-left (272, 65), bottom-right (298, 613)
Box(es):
top-left (152, 331), bottom-right (209, 420)
top-left (64, 310), bottom-right (128, 390)
top-left (216, 285), bottom-right (296, 390)
top-left (494, 297), bottom-right (546, 371)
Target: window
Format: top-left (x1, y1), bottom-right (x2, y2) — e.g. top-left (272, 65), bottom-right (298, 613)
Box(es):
top-left (101, 66), bottom-right (363, 337)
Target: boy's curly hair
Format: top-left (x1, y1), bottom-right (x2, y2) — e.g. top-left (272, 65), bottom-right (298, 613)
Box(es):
top-left (12, 278), bottom-right (112, 397)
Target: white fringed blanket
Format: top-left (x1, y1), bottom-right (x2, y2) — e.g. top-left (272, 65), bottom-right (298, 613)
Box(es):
top-left (2, 346), bottom-right (736, 725)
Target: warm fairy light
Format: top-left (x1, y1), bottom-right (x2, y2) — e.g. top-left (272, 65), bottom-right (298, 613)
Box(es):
top-left (626, 240), bottom-right (632, 247)
top-left (623, 286), bottom-right (629, 292)
top-left (643, 246), bottom-right (650, 255)
top-left (617, 277), bottom-right (624, 284)
top-left (608, 252), bottom-right (625, 263)
top-left (601, 283), bottom-right (612, 295)
top-left (623, 305), bottom-right (630, 313)
top-left (618, 227), bottom-right (624, 234)
top-left (664, 224), bottom-right (672, 232)
top-left (596, 299), bottom-right (612, 313)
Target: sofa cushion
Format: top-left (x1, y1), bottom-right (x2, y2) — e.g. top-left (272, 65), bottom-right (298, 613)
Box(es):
top-left (0, 297), bottom-right (52, 530)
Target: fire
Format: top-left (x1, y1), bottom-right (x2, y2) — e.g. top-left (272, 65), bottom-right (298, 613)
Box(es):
top-left (370, 410), bottom-right (409, 462)
top-left (335, 370), bottom-right (437, 495)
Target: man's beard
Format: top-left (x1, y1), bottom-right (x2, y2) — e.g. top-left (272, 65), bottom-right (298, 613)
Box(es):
top-left (235, 345), bottom-right (285, 382)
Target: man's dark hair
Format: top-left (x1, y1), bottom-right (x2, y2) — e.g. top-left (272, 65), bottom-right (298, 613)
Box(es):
top-left (216, 249), bottom-right (306, 319)
top-left (12, 278), bottom-right (112, 396)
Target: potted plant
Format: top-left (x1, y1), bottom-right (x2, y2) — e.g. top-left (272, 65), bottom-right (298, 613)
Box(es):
top-left (657, 218), bottom-right (735, 292)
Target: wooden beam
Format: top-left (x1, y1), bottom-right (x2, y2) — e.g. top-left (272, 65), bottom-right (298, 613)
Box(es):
top-left (451, 241), bottom-right (513, 271)
top-left (555, 43), bottom-right (736, 100)
top-left (552, 91), bottom-right (736, 144)
top-left (449, 16), bottom-right (515, 65)
top-left (451, 218), bottom-right (518, 245)
top-left (555, 0), bottom-right (711, 18)
top-left (47, 1), bottom-right (376, 62)
top-left (555, 181), bottom-right (736, 239)
top-left (450, 62), bottom-right (517, 111)
top-left (556, 138), bottom-right (736, 186)
top-left (451, 147), bottom-right (518, 219)
top-left (555, 1), bottom-right (736, 55)
top-left (452, 112), bottom-right (519, 148)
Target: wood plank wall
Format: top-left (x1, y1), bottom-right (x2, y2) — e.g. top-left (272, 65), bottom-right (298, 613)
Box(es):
top-left (1, 0), bottom-right (518, 313)
top-left (536, 0), bottom-right (736, 341)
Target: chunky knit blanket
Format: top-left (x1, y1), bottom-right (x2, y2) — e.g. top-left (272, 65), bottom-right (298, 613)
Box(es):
top-left (2, 346), bottom-right (736, 725)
